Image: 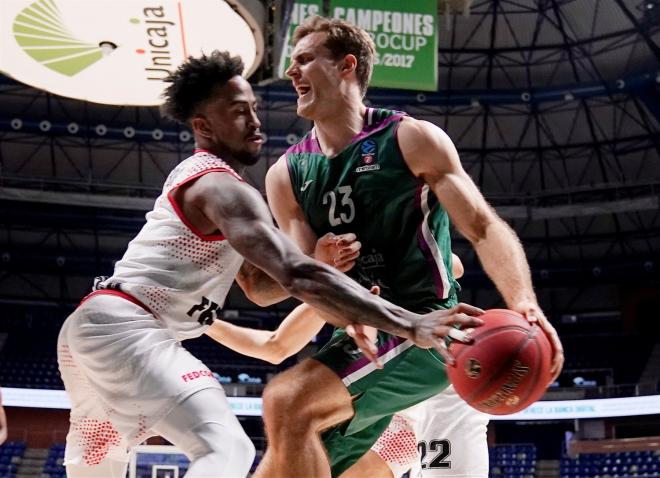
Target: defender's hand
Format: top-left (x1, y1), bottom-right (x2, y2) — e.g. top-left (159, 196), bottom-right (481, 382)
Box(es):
top-left (314, 232), bottom-right (361, 272)
top-left (412, 303), bottom-right (484, 365)
top-left (515, 301), bottom-right (564, 383)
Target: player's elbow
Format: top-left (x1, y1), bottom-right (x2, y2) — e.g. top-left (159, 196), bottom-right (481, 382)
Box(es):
top-left (464, 209), bottom-right (498, 245)
top-left (238, 271), bottom-right (286, 307)
top-left (243, 287), bottom-right (281, 307)
top-left (262, 339), bottom-right (289, 364)
top-left (265, 351), bottom-right (286, 365)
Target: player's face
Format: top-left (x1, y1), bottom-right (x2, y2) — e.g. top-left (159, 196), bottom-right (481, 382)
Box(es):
top-left (287, 32), bottom-right (342, 120)
top-left (196, 76), bottom-right (263, 166)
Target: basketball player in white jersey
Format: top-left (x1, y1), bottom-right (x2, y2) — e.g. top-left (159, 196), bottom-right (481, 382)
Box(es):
top-left (57, 51), bottom-right (484, 478)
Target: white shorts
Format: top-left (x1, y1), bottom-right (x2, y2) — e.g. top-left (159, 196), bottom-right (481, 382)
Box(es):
top-left (57, 294), bottom-right (224, 467)
top-left (372, 386), bottom-right (490, 477)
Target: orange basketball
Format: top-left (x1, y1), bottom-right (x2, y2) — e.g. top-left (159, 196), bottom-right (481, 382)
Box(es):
top-left (447, 309), bottom-right (553, 415)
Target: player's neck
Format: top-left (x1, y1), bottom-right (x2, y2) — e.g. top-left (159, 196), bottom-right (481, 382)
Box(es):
top-left (193, 141), bottom-right (247, 175)
top-left (314, 101), bottom-right (366, 158)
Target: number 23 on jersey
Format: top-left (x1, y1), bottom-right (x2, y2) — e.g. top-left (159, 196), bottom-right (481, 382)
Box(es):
top-left (323, 186), bottom-right (355, 226)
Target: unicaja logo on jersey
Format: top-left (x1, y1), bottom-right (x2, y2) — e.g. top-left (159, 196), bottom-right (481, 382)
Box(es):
top-left (12, 0), bottom-right (106, 76)
top-left (356, 139), bottom-right (381, 173)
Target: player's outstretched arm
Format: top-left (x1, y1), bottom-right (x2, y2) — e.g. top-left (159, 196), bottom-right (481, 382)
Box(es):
top-left (398, 117), bottom-right (564, 379)
top-left (206, 284), bottom-right (383, 366)
top-left (186, 171), bottom-right (482, 348)
top-left (205, 303), bottom-right (325, 364)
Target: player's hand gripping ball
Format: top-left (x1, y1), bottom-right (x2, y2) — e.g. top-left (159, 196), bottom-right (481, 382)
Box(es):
top-left (447, 309), bottom-right (553, 415)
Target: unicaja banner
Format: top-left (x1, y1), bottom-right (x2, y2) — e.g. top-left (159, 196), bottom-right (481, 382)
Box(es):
top-left (0, 0), bottom-right (264, 105)
top-left (280, 0), bottom-right (438, 91)
top-left (330, 0), bottom-right (438, 91)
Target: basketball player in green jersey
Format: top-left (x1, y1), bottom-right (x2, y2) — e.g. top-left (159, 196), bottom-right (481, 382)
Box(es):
top-left (252, 16), bottom-right (564, 478)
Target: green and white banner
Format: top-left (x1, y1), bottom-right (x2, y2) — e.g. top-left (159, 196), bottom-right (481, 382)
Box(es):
top-left (279, 0), bottom-right (438, 91)
top-left (277, 0), bottom-right (322, 78)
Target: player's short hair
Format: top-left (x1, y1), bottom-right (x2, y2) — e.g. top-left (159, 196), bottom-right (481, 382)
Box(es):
top-left (293, 15), bottom-right (375, 97)
top-left (161, 50), bottom-right (244, 124)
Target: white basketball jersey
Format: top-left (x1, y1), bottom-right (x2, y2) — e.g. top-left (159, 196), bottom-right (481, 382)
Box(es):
top-left (106, 149), bottom-right (244, 340)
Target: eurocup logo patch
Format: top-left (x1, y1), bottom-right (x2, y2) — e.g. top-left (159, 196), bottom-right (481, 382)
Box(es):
top-left (355, 139), bottom-right (380, 173)
top-left (361, 139), bottom-right (376, 163)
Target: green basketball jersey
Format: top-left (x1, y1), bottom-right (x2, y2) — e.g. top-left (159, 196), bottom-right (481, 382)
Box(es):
top-left (286, 108), bottom-right (459, 311)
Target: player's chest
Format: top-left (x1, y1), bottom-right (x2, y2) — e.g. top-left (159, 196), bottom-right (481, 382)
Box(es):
top-left (299, 154), bottom-right (415, 231)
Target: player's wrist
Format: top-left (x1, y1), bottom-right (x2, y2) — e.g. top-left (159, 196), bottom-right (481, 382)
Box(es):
top-left (405, 313), bottom-right (425, 341)
top-left (510, 297), bottom-right (540, 313)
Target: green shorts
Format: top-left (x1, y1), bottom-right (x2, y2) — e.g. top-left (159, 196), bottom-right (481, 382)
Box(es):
top-left (315, 328), bottom-right (450, 476)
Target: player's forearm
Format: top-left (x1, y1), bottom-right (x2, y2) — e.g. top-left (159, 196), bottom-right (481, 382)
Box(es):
top-left (284, 261), bottom-right (419, 339)
top-left (206, 320), bottom-right (279, 362)
top-left (473, 219), bottom-right (537, 307)
top-left (267, 304), bottom-right (326, 358)
top-left (205, 304), bottom-right (326, 364)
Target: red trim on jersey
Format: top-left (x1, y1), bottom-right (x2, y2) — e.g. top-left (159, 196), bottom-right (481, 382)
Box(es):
top-left (191, 150), bottom-right (243, 181)
top-left (79, 290), bottom-right (155, 317)
top-left (167, 167), bottom-right (244, 242)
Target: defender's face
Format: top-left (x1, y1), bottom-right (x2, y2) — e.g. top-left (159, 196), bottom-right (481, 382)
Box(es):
top-left (196, 75), bottom-right (263, 165)
top-left (286, 32), bottom-right (342, 120)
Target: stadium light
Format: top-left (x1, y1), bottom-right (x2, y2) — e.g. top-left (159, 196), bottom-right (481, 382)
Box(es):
top-left (123, 127), bottom-right (136, 139)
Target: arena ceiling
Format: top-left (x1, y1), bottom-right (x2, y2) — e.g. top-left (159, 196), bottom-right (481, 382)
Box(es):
top-left (0, 0), bottom-right (659, 308)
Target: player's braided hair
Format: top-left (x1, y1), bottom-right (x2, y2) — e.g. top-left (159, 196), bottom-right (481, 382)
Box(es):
top-left (161, 50), bottom-right (244, 124)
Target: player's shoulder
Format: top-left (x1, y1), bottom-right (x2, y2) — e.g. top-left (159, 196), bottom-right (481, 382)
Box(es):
top-left (398, 116), bottom-right (443, 136)
top-left (397, 118), bottom-right (458, 176)
top-left (168, 149), bottom-right (243, 186)
top-left (369, 107), bottom-right (407, 122)
top-left (362, 107), bottom-right (407, 136)
top-left (398, 117), bottom-right (452, 149)
top-left (284, 129), bottom-right (319, 156)
top-left (265, 154), bottom-right (292, 190)
top-left (181, 168), bottom-right (246, 211)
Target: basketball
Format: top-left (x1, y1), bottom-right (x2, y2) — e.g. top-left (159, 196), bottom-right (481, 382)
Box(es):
top-left (447, 309), bottom-right (553, 415)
